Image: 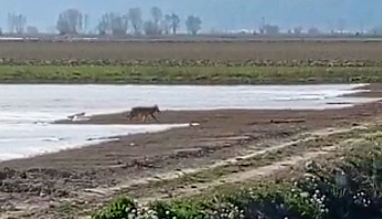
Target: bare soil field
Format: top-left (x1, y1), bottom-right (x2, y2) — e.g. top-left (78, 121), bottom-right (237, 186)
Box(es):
top-left (1, 40), bottom-right (382, 61)
top-left (0, 84), bottom-right (382, 218)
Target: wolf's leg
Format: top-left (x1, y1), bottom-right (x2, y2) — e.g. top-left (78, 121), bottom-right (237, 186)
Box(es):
top-left (128, 113), bottom-right (134, 121)
top-left (150, 114), bottom-right (159, 123)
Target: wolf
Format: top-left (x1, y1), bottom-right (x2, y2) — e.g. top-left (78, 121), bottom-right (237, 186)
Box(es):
top-left (127, 104), bottom-right (161, 122)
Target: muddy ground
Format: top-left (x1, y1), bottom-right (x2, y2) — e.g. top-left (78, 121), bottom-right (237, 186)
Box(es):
top-left (0, 84), bottom-right (382, 218)
top-left (1, 40), bottom-right (382, 61)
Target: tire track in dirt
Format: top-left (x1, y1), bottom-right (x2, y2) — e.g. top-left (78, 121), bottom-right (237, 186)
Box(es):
top-left (137, 149), bottom-right (337, 204)
top-left (82, 124), bottom-right (370, 197)
top-left (2, 123), bottom-right (376, 219)
top-left (137, 138), bottom-right (366, 204)
top-left (72, 123), bottom-right (374, 218)
top-left (74, 125), bottom-right (375, 219)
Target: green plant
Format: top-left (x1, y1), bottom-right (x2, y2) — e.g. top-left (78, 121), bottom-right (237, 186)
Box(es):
top-left (92, 196), bottom-right (137, 219)
top-left (91, 139), bottom-right (382, 219)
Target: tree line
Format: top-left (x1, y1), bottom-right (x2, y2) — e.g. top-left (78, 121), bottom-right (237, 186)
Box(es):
top-left (56, 7), bottom-right (202, 36)
top-left (5, 7), bottom-right (202, 36)
top-left (8, 7), bottom-right (381, 37)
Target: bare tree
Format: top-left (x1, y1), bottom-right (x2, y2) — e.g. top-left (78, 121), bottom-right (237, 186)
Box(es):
top-left (150, 7), bottom-right (163, 28)
top-left (78, 13), bottom-right (83, 33)
top-left (162, 13), bottom-right (180, 35)
top-left (128, 7), bottom-right (143, 35)
top-left (7, 13), bottom-right (27, 34)
top-left (142, 7), bottom-right (165, 36)
top-left (163, 14), bottom-right (172, 35)
top-left (56, 8), bottom-right (83, 35)
top-left (97, 14), bottom-right (108, 35)
top-left (98, 13), bottom-right (128, 36)
top-left (144, 20), bottom-right (158, 36)
top-left (111, 14), bottom-right (128, 35)
top-left (7, 13), bottom-right (15, 33)
top-left (164, 13), bottom-right (180, 35)
top-left (293, 26), bottom-right (302, 35)
top-left (83, 14), bottom-right (90, 34)
top-left (185, 15), bottom-right (202, 35)
top-left (16, 14), bottom-right (27, 34)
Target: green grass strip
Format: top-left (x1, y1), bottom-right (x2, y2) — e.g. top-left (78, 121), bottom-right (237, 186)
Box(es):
top-left (0, 65), bottom-right (380, 84)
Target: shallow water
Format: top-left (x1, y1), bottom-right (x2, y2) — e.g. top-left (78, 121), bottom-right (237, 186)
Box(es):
top-left (0, 83), bottom-right (379, 161)
top-left (0, 123), bottom-right (190, 160)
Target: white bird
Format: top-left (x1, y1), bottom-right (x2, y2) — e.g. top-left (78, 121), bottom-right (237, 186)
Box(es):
top-left (67, 112), bottom-right (86, 121)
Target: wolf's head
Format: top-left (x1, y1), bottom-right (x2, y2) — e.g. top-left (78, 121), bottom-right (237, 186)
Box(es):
top-left (154, 104), bottom-right (161, 113)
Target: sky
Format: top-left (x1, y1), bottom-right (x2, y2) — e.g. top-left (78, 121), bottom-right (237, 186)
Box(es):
top-left (1, 0), bottom-right (381, 33)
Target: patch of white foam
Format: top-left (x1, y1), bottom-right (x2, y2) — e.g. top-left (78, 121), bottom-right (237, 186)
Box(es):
top-left (0, 123), bottom-right (192, 161)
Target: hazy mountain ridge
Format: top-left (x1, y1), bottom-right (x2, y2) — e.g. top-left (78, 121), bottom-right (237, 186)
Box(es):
top-left (0, 0), bottom-right (381, 33)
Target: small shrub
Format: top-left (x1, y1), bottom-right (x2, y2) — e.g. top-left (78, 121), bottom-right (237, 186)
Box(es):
top-left (92, 196), bottom-right (137, 219)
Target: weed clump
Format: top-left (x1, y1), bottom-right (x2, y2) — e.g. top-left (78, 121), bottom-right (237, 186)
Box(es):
top-left (92, 140), bottom-right (382, 219)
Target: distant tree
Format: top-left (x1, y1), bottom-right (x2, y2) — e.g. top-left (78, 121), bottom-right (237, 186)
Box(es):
top-left (114, 14), bottom-right (129, 35)
top-left (141, 7), bottom-right (166, 36)
top-left (97, 15), bottom-right (108, 35)
top-left (263, 24), bottom-right (279, 35)
top-left (16, 14), bottom-right (27, 34)
top-left (83, 14), bottom-right (90, 34)
top-left (293, 26), bottom-right (302, 35)
top-left (369, 26), bottom-right (382, 35)
top-left (308, 27), bottom-right (320, 35)
top-left (185, 15), bottom-right (202, 35)
top-left (26, 26), bottom-right (39, 35)
top-left (143, 20), bottom-right (158, 36)
top-left (167, 13), bottom-right (180, 34)
top-left (56, 8), bottom-right (83, 35)
top-left (7, 13), bottom-right (27, 34)
top-left (7, 13), bottom-right (15, 33)
top-left (162, 13), bottom-right (180, 35)
top-left (163, 14), bottom-right (172, 35)
top-left (158, 20), bottom-right (168, 35)
top-left (128, 7), bottom-right (143, 35)
top-left (98, 13), bottom-right (128, 36)
top-left (259, 28), bottom-right (265, 34)
top-left (150, 7), bottom-right (163, 28)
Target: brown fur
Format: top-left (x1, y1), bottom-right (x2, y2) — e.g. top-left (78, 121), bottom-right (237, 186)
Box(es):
top-left (127, 105), bottom-right (161, 122)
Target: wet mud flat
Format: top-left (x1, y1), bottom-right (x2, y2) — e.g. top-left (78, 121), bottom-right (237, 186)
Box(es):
top-left (0, 83), bottom-right (381, 218)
